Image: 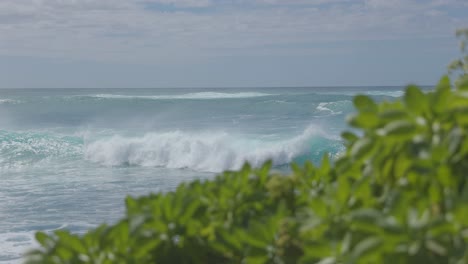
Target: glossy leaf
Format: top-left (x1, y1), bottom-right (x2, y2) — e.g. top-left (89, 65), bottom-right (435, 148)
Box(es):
top-left (404, 85), bottom-right (427, 114)
top-left (353, 95), bottom-right (377, 112)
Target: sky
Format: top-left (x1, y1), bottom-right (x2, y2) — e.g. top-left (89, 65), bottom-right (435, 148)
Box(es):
top-left (0, 0), bottom-right (467, 88)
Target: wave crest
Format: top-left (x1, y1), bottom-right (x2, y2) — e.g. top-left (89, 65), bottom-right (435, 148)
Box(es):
top-left (0, 126), bottom-right (337, 172)
top-left (84, 126), bottom-right (326, 172)
top-left (0, 99), bottom-right (19, 104)
top-left (316, 100), bottom-right (351, 115)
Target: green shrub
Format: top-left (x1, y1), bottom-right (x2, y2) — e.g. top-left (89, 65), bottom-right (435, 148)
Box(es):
top-left (449, 29), bottom-right (468, 76)
top-left (26, 33), bottom-right (468, 263)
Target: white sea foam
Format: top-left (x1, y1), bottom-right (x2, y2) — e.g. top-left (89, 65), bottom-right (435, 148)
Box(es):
top-left (0, 131), bottom-right (82, 170)
top-left (0, 99), bottom-right (18, 104)
top-left (0, 231), bottom-right (37, 263)
top-left (364, 90), bottom-right (404, 97)
top-left (0, 126), bottom-right (331, 172)
top-left (316, 102), bottom-right (335, 113)
top-left (91, 92), bottom-right (275, 100)
top-left (84, 125), bottom-right (325, 172)
top-left (261, 100), bottom-right (291, 104)
top-left (316, 100), bottom-right (350, 115)
top-left (319, 90), bottom-right (404, 97)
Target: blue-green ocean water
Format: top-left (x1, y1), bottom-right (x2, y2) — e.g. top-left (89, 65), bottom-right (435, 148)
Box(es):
top-left (0, 87), bottom-right (410, 262)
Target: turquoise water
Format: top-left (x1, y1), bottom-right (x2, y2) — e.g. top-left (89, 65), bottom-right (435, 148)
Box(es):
top-left (0, 87), bottom-right (409, 262)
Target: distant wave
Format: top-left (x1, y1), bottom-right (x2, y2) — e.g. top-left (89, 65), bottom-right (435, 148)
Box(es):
top-left (89, 92), bottom-right (276, 100)
top-left (260, 100), bottom-right (292, 104)
top-left (316, 100), bottom-right (351, 115)
top-left (316, 102), bottom-right (342, 115)
top-left (318, 90), bottom-right (404, 97)
top-left (84, 125), bottom-right (329, 172)
top-left (0, 99), bottom-right (19, 104)
top-left (364, 91), bottom-right (404, 97)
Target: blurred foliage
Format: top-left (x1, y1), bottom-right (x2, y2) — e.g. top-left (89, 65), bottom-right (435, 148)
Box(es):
top-left (449, 28), bottom-right (468, 87)
top-left (27, 32), bottom-right (468, 264)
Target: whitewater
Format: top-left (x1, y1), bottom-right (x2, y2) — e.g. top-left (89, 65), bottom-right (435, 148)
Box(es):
top-left (0, 86), bottom-right (413, 263)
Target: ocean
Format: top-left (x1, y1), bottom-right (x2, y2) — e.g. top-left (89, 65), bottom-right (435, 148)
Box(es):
top-left (0, 86), bottom-right (410, 262)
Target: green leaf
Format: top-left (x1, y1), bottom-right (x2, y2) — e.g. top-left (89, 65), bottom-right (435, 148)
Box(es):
top-left (238, 229), bottom-right (268, 249)
top-left (383, 120), bottom-right (416, 138)
top-left (456, 75), bottom-right (468, 90)
top-left (302, 243), bottom-right (333, 259)
top-left (35, 232), bottom-right (51, 247)
top-left (354, 95), bottom-right (377, 112)
top-left (134, 239), bottom-right (160, 258)
top-left (379, 109), bottom-right (408, 122)
top-left (56, 247), bottom-right (73, 261)
top-left (341, 131), bottom-right (358, 145)
top-left (426, 240), bottom-right (447, 256)
top-left (315, 257), bottom-right (336, 264)
top-left (351, 237), bottom-right (382, 260)
top-left (309, 199), bottom-right (327, 218)
top-left (337, 176), bottom-right (350, 204)
top-left (340, 232), bottom-right (352, 254)
top-left (351, 138), bottom-right (375, 161)
top-left (429, 184), bottom-right (441, 203)
top-left (244, 255), bottom-right (269, 264)
top-left (55, 231), bottom-right (87, 253)
top-left (320, 154), bottom-right (330, 174)
top-left (454, 106), bottom-right (468, 125)
top-left (350, 209), bottom-right (383, 223)
top-left (404, 85), bottom-right (427, 114)
top-left (219, 230), bottom-right (243, 251)
top-left (436, 75), bottom-right (451, 91)
top-left (432, 81), bottom-right (451, 114)
top-left (347, 112), bottom-right (379, 129)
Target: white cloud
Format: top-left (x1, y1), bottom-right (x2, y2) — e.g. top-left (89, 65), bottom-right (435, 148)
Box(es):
top-left (142, 0), bottom-right (213, 8)
top-left (248, 0), bottom-right (352, 5)
top-left (0, 0), bottom-right (466, 62)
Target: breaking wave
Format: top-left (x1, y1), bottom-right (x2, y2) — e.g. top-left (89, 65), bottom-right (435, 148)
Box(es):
top-left (84, 126), bottom-right (330, 172)
top-left (0, 125), bottom-right (340, 173)
top-left (0, 99), bottom-right (19, 104)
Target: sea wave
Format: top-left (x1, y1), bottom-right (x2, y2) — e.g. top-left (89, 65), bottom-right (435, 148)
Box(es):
top-left (0, 99), bottom-right (19, 104)
top-left (364, 90), bottom-right (404, 97)
top-left (89, 92), bottom-right (276, 100)
top-left (0, 231), bottom-right (36, 263)
top-left (84, 125), bottom-right (329, 172)
top-left (0, 125), bottom-right (338, 172)
top-left (0, 131), bottom-right (82, 169)
top-left (316, 100), bottom-right (351, 115)
top-left (318, 90), bottom-right (404, 97)
top-left (0, 223), bottom-right (87, 263)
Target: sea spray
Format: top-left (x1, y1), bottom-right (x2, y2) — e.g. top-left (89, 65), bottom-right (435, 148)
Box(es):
top-left (84, 125), bottom-right (332, 172)
top-left (0, 126), bottom-right (338, 173)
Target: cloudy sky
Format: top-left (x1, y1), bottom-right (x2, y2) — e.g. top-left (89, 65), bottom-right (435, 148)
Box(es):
top-left (0, 0), bottom-right (467, 88)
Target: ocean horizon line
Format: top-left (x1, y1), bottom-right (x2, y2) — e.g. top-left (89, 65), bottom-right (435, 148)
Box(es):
top-left (0, 84), bottom-right (434, 90)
